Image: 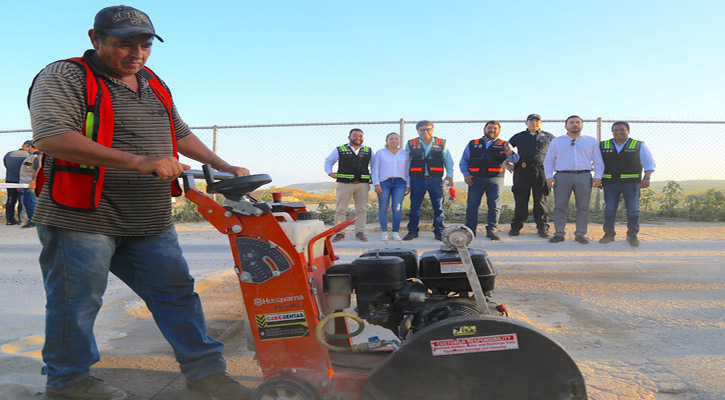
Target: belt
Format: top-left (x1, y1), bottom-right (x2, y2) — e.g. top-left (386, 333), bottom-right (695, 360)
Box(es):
top-left (558, 170), bottom-right (591, 174)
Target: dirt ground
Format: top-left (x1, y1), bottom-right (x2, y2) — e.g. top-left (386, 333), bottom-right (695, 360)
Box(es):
top-left (0, 221), bottom-right (723, 399)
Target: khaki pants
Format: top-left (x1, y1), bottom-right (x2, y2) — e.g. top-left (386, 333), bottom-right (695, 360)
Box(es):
top-left (335, 182), bottom-right (369, 234)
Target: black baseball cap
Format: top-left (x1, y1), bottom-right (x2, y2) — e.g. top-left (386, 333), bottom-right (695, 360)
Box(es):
top-left (526, 114), bottom-right (541, 121)
top-left (94, 5), bottom-right (163, 42)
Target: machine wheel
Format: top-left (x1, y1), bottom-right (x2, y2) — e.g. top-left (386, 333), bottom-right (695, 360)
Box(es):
top-left (253, 376), bottom-right (320, 400)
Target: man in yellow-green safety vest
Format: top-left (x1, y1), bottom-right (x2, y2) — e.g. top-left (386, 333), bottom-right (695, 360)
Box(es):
top-left (598, 121), bottom-right (656, 247)
top-left (324, 128), bottom-right (374, 242)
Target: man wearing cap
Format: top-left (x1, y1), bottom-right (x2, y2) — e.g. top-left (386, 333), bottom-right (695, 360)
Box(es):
top-left (598, 122), bottom-right (656, 247)
top-left (543, 116), bottom-right (604, 244)
top-left (324, 128), bottom-right (373, 242)
top-left (506, 114), bottom-right (555, 238)
top-left (28, 6), bottom-right (252, 400)
top-left (3, 140), bottom-right (31, 225)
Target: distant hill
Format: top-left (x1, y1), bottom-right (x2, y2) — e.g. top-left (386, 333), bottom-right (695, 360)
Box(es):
top-left (284, 180), bottom-right (725, 194)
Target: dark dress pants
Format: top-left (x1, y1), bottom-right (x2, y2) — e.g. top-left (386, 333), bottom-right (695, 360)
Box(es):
top-left (510, 166), bottom-right (550, 231)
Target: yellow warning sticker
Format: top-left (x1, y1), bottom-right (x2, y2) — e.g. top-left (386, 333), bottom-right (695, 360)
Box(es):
top-left (255, 310), bottom-right (310, 341)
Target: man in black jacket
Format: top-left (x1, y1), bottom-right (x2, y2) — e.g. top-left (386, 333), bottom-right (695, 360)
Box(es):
top-left (506, 114), bottom-right (555, 238)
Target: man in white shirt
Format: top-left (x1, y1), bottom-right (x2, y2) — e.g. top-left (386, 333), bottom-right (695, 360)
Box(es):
top-left (543, 116), bottom-right (604, 244)
top-left (324, 129), bottom-right (373, 242)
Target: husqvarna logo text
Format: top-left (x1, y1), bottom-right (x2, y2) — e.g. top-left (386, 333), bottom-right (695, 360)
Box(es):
top-left (254, 295), bottom-right (304, 307)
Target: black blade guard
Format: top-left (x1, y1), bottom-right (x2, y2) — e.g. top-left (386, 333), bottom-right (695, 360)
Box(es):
top-left (363, 316), bottom-right (587, 399)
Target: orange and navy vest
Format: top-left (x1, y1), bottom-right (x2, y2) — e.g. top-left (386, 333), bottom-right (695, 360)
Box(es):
top-left (30, 50), bottom-right (182, 211)
top-left (467, 138), bottom-right (507, 178)
top-left (600, 138), bottom-right (643, 184)
top-left (336, 144), bottom-right (372, 183)
top-left (408, 137), bottom-right (446, 178)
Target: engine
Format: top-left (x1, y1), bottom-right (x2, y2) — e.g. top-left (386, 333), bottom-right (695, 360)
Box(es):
top-left (323, 246), bottom-right (502, 339)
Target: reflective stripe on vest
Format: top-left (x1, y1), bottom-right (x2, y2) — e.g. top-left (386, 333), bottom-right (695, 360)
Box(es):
top-left (488, 167), bottom-right (504, 173)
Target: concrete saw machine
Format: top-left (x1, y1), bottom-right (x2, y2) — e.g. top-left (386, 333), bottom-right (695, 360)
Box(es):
top-left (182, 167), bottom-right (588, 399)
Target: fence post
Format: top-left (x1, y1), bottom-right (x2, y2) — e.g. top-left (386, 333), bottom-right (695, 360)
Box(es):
top-left (595, 117), bottom-right (602, 211)
top-left (399, 118), bottom-right (406, 144)
top-left (213, 125), bottom-right (219, 154)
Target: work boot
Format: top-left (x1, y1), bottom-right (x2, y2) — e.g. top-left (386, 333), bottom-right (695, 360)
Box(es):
top-left (45, 376), bottom-right (127, 400)
top-left (549, 235), bottom-right (564, 243)
top-left (599, 234), bottom-right (615, 244)
top-left (574, 235), bottom-right (589, 244)
top-left (508, 229), bottom-right (520, 237)
top-left (332, 233), bottom-right (345, 243)
top-left (486, 231), bottom-right (501, 241)
top-left (186, 372), bottom-right (253, 400)
top-left (627, 236), bottom-right (640, 247)
top-left (356, 232), bottom-right (369, 242)
top-left (402, 232), bottom-right (418, 241)
top-left (434, 233), bottom-right (443, 241)
top-left (537, 229), bottom-right (549, 238)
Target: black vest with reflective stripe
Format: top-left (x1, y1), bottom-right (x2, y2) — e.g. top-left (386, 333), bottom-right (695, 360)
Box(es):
top-left (600, 138), bottom-right (643, 183)
top-left (336, 144), bottom-right (372, 183)
top-left (467, 138), bottom-right (507, 177)
top-left (408, 137), bottom-right (446, 178)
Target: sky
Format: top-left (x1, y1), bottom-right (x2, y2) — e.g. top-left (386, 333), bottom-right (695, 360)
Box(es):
top-left (2, 0), bottom-right (724, 130)
top-left (2, 1), bottom-right (724, 185)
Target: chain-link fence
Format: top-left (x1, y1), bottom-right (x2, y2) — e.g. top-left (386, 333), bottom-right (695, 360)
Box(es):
top-left (3, 118), bottom-right (724, 190)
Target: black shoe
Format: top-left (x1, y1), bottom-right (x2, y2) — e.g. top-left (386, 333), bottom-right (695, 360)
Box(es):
top-left (549, 235), bottom-right (564, 243)
top-left (434, 233), bottom-right (443, 241)
top-left (574, 235), bottom-right (589, 244)
top-left (599, 234), bottom-right (615, 244)
top-left (46, 376), bottom-right (127, 400)
top-left (6, 221), bottom-right (18, 226)
top-left (537, 230), bottom-right (549, 238)
top-left (486, 231), bottom-right (501, 241)
top-left (186, 372), bottom-right (253, 400)
top-left (403, 232), bottom-right (418, 241)
top-left (508, 230), bottom-right (520, 237)
top-left (627, 236), bottom-right (640, 247)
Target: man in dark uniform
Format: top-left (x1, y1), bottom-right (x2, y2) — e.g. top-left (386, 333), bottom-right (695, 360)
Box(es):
top-left (506, 114), bottom-right (555, 238)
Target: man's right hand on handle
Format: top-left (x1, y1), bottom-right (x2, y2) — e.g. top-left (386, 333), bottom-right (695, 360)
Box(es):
top-left (136, 156), bottom-right (190, 180)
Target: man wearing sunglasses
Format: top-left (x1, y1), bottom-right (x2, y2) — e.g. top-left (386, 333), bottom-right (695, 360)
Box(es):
top-left (543, 116), bottom-right (604, 244)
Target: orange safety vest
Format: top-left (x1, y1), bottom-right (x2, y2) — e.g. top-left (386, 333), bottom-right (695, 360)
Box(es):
top-left (32, 51), bottom-right (182, 211)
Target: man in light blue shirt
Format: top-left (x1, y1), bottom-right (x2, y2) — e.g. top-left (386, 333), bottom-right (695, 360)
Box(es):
top-left (598, 121), bottom-right (655, 247)
top-left (403, 120), bottom-right (454, 241)
top-left (459, 121), bottom-right (515, 240)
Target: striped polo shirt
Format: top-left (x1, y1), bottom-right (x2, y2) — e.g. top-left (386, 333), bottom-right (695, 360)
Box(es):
top-left (29, 51), bottom-right (192, 236)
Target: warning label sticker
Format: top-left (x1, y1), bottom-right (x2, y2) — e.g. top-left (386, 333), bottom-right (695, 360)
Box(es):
top-left (440, 261), bottom-right (466, 274)
top-left (255, 310), bottom-right (309, 341)
top-left (430, 333), bottom-right (519, 356)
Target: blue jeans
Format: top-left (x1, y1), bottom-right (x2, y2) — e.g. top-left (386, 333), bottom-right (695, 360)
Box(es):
top-left (603, 182), bottom-right (641, 237)
top-left (37, 224), bottom-right (226, 389)
top-left (465, 177), bottom-right (503, 234)
top-left (22, 189), bottom-right (36, 222)
top-left (407, 177), bottom-right (445, 234)
top-left (378, 178), bottom-right (407, 232)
